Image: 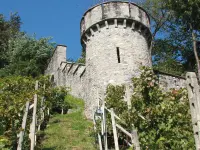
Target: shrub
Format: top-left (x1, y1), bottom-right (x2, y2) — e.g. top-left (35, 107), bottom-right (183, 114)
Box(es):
top-left (105, 67), bottom-right (195, 149)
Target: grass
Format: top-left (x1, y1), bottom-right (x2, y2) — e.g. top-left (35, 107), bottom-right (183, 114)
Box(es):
top-left (41, 95), bottom-right (97, 150)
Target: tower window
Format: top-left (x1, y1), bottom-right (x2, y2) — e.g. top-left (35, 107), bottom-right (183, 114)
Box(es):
top-left (116, 47), bottom-right (120, 63)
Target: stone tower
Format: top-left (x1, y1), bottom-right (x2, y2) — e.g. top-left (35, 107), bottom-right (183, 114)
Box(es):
top-left (80, 1), bottom-right (152, 118)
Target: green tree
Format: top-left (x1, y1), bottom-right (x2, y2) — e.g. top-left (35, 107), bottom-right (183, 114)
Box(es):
top-left (0, 33), bottom-right (55, 77)
top-left (139, 0), bottom-right (186, 75)
top-left (153, 39), bottom-right (185, 75)
top-left (165, 0), bottom-right (200, 77)
top-left (139, 0), bottom-right (200, 76)
top-left (139, 0), bottom-right (170, 39)
top-left (0, 13), bottom-right (21, 69)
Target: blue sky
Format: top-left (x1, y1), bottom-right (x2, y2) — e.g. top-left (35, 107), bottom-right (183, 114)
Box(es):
top-left (0, 0), bottom-right (99, 60)
top-left (0, 0), bottom-right (142, 60)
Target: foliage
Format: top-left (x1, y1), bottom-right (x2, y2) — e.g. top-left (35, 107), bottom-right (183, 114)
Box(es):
top-left (152, 39), bottom-right (185, 76)
top-left (139, 0), bottom-right (187, 76)
top-left (165, 0), bottom-right (200, 78)
top-left (139, 0), bottom-right (170, 39)
top-left (0, 76), bottom-right (69, 149)
top-left (50, 87), bottom-right (69, 114)
top-left (65, 94), bottom-right (84, 110)
top-left (139, 0), bottom-right (200, 76)
top-left (105, 67), bottom-right (195, 149)
top-left (166, 0), bottom-right (200, 31)
top-left (76, 48), bottom-right (86, 64)
top-left (0, 12), bottom-right (55, 77)
top-left (0, 33), bottom-right (55, 77)
top-left (0, 13), bottom-right (21, 69)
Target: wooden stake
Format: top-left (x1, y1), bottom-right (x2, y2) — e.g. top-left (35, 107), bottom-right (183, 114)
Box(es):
top-left (30, 81), bottom-right (38, 150)
top-left (103, 100), bottom-right (108, 150)
top-left (111, 108), bottom-right (119, 150)
top-left (17, 101), bottom-right (30, 150)
top-left (131, 130), bottom-right (140, 150)
top-left (93, 113), bottom-right (103, 150)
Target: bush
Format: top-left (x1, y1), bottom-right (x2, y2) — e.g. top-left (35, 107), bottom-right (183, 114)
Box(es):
top-left (50, 87), bottom-right (69, 114)
top-left (105, 67), bottom-right (195, 149)
top-left (0, 75), bottom-right (69, 149)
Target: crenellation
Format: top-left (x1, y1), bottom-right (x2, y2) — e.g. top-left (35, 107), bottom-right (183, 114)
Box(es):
top-left (131, 21), bottom-right (135, 30)
top-left (60, 62), bottom-right (67, 71)
top-left (73, 64), bottom-right (81, 75)
top-left (105, 20), bottom-right (109, 29)
top-left (96, 24), bottom-right (101, 32)
top-left (81, 18), bottom-right (152, 50)
top-left (44, 1), bottom-right (185, 119)
top-left (123, 19), bottom-right (126, 28)
top-left (85, 33), bottom-right (90, 41)
top-left (68, 64), bottom-right (77, 75)
top-left (138, 24), bottom-right (142, 33)
top-left (80, 68), bottom-right (86, 78)
top-left (90, 28), bottom-right (94, 36)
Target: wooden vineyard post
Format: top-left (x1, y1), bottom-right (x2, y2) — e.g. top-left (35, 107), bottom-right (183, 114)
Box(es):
top-left (131, 130), bottom-right (140, 150)
top-left (47, 108), bottom-right (50, 116)
top-left (111, 108), bottom-right (119, 150)
top-left (17, 101), bottom-right (30, 150)
top-left (98, 132), bottom-right (103, 150)
top-left (186, 72), bottom-right (200, 150)
top-left (30, 81), bottom-right (39, 150)
top-left (38, 84), bottom-right (45, 131)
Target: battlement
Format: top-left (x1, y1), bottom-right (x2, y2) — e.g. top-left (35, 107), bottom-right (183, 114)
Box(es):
top-left (81, 1), bottom-right (152, 47)
top-left (44, 2), bottom-right (185, 119)
top-left (45, 44), bottom-right (186, 118)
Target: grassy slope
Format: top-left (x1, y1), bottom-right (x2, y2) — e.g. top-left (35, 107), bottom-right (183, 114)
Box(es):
top-left (41, 95), bottom-right (96, 150)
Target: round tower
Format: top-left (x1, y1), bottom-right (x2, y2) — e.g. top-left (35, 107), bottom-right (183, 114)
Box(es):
top-left (80, 1), bottom-right (152, 118)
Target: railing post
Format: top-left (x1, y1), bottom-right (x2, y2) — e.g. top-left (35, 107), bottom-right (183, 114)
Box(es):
top-left (30, 81), bottom-right (38, 150)
top-left (17, 101), bottom-right (30, 150)
top-left (93, 112), bottom-right (103, 150)
top-left (38, 84), bottom-right (46, 131)
top-left (131, 130), bottom-right (140, 150)
top-left (103, 99), bottom-right (108, 150)
top-left (186, 72), bottom-right (200, 150)
top-left (111, 108), bottom-right (119, 150)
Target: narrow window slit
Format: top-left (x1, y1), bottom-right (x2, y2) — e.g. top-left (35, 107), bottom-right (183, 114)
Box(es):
top-left (116, 47), bottom-right (120, 63)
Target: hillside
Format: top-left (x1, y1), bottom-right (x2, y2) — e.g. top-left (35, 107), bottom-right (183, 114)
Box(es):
top-left (41, 95), bottom-right (96, 150)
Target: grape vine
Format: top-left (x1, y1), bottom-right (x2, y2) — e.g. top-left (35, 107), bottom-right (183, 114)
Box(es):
top-left (105, 67), bottom-right (195, 149)
top-left (0, 76), bottom-right (69, 149)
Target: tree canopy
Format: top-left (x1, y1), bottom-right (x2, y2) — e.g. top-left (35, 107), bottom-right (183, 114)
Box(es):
top-left (139, 0), bottom-right (200, 76)
top-left (0, 13), bottom-right (21, 69)
top-left (0, 14), bottom-right (55, 77)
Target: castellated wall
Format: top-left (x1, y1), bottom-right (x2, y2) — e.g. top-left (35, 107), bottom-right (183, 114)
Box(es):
top-left (45, 45), bottom-right (87, 101)
top-left (45, 1), bottom-right (186, 119)
top-left (44, 45), bottom-right (186, 118)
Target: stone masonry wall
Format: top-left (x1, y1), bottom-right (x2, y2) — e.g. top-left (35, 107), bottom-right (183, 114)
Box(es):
top-left (45, 45), bottom-right (67, 86)
top-left (45, 45), bottom-right (87, 101)
top-left (44, 1), bottom-right (186, 119)
top-left (154, 70), bottom-right (186, 90)
top-left (45, 45), bottom-right (186, 119)
top-left (80, 1), bottom-right (153, 118)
